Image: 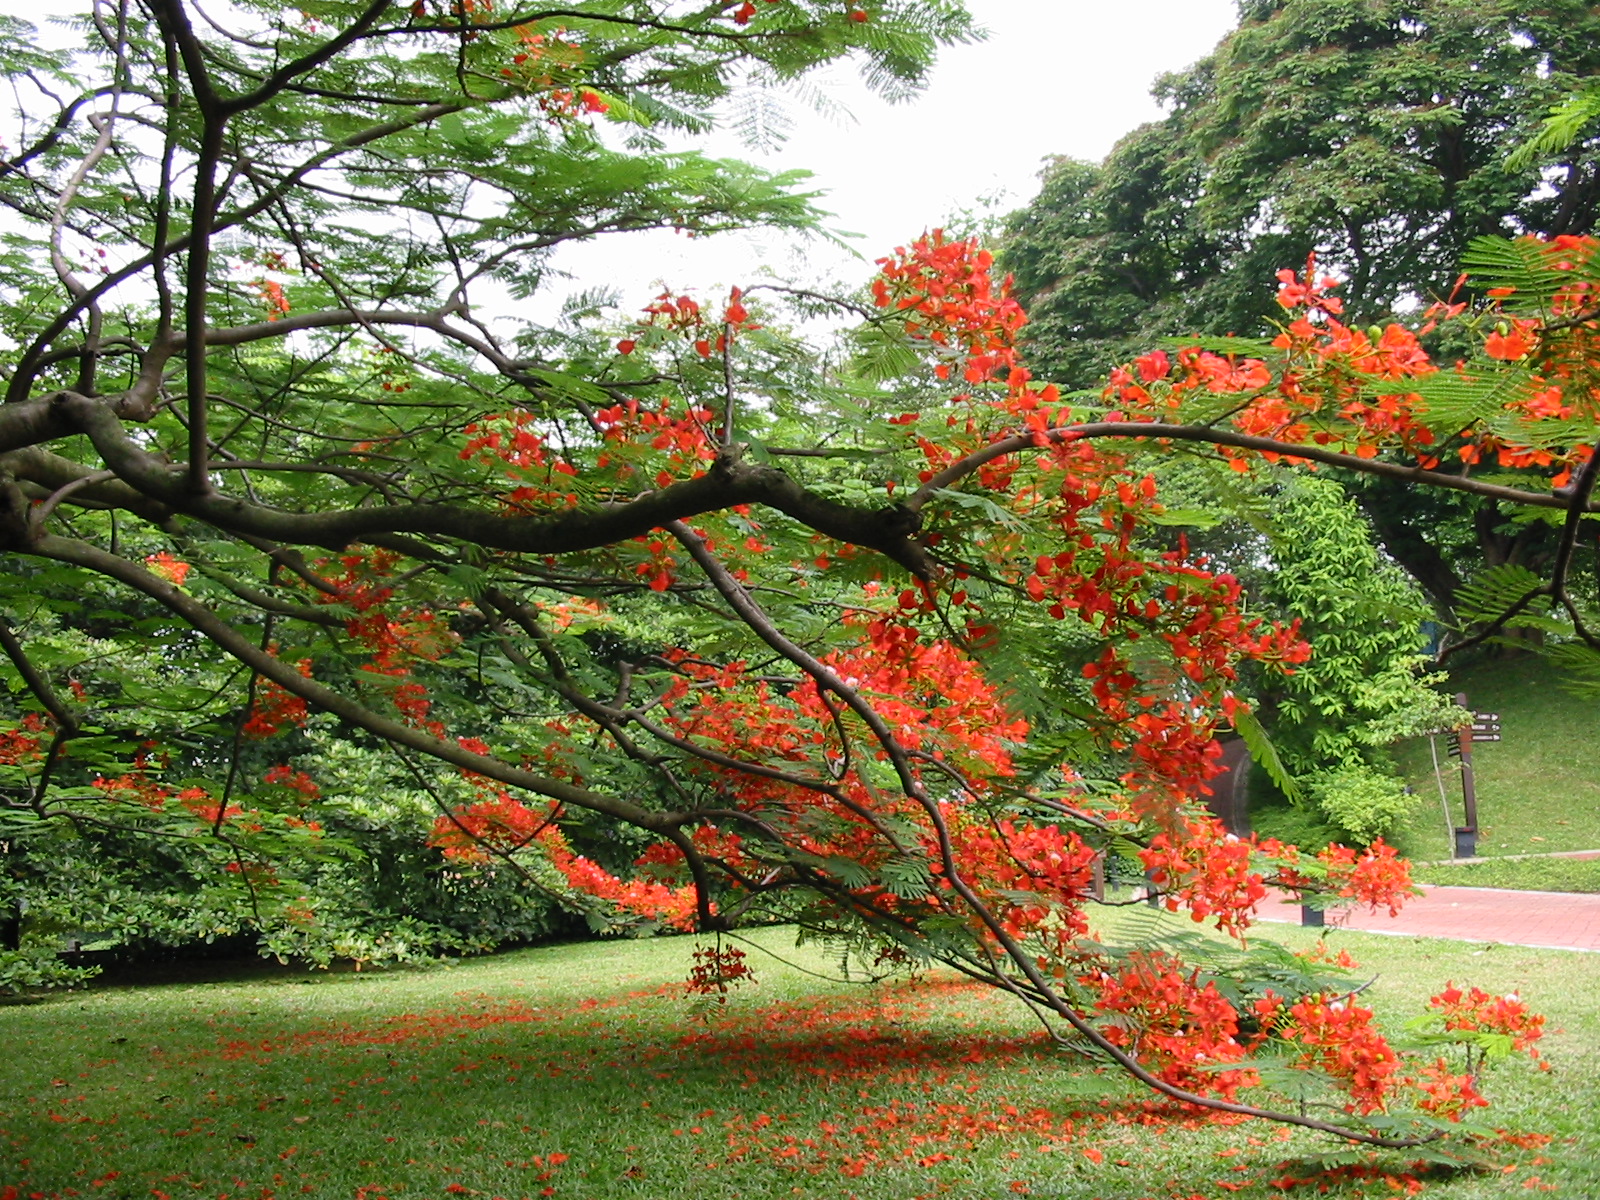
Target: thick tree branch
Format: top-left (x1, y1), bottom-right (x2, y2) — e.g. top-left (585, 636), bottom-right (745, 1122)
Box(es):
top-left (908, 422), bottom-right (1600, 515)
top-left (47, 393), bottom-right (935, 567)
top-left (1, 445), bottom-right (172, 524)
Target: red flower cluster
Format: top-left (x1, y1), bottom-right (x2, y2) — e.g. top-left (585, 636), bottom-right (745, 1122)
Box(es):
top-left (1140, 818), bottom-right (1266, 938)
top-left (1316, 839), bottom-right (1416, 916)
top-left (92, 771), bottom-right (241, 827)
top-left (1429, 982), bottom-right (1546, 1058)
top-left (459, 408), bottom-right (580, 511)
top-left (1087, 951), bottom-right (1258, 1099)
top-left (1105, 235), bottom-right (1600, 488)
top-left (263, 764), bottom-right (320, 798)
top-left (143, 550), bottom-right (192, 586)
top-left (1274, 255), bottom-right (1344, 316)
top-left (430, 792), bottom-right (554, 862)
top-left (501, 24), bottom-right (608, 119)
top-left (537, 826), bottom-right (700, 930)
top-left (595, 397), bottom-right (715, 494)
top-left (950, 817), bottom-right (1099, 944)
top-left (0, 713), bottom-right (47, 765)
top-left (1407, 1057), bottom-right (1488, 1121)
top-left (243, 656), bottom-right (313, 738)
top-left (686, 944), bottom-right (757, 1000)
top-left (872, 229), bottom-right (1029, 388)
top-left (319, 551), bottom-right (458, 732)
top-left (252, 278), bottom-right (290, 320)
top-left (1278, 995), bottom-right (1400, 1114)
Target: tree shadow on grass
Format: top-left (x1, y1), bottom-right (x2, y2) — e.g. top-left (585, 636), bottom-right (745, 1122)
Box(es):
top-left (0, 972), bottom-right (1501, 1200)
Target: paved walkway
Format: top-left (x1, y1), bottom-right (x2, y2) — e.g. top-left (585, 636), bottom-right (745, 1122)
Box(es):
top-left (1258, 884), bottom-right (1600, 953)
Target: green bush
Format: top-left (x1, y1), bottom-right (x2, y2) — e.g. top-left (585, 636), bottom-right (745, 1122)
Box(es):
top-left (1246, 794), bottom-right (1341, 854)
top-left (1305, 765), bottom-right (1419, 845)
top-left (1250, 477), bottom-right (1456, 843)
top-left (0, 947), bottom-right (97, 996)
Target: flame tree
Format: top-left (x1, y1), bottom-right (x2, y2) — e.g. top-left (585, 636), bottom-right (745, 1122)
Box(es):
top-left (0, 0), bottom-right (1576, 1151)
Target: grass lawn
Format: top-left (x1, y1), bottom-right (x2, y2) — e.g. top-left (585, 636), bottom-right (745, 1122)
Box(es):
top-left (1390, 656), bottom-right (1600, 864)
top-left (0, 918), bottom-right (1591, 1200)
top-left (1415, 856), bottom-right (1600, 892)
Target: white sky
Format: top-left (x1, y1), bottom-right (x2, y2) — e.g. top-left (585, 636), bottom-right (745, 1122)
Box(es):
top-left (540, 0), bottom-right (1239, 318)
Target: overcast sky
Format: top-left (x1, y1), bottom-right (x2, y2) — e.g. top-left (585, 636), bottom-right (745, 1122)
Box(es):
top-left (19, 0), bottom-right (1241, 319)
top-left (540, 0), bottom-right (1239, 318)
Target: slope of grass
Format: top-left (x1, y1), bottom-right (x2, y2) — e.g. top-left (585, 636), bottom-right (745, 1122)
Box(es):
top-left (1389, 656), bottom-right (1600, 863)
top-left (0, 920), bottom-right (1591, 1200)
top-left (1416, 855), bottom-right (1600, 892)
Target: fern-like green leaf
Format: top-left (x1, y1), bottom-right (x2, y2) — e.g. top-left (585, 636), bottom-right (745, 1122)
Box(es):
top-left (1506, 83), bottom-right (1600, 172)
top-left (1232, 706), bottom-right (1303, 806)
top-left (1460, 236), bottom-right (1572, 309)
top-left (1408, 357), bottom-right (1541, 433)
top-left (1453, 563), bottom-right (1545, 626)
top-left (1157, 334), bottom-right (1282, 357)
top-left (1542, 642), bottom-right (1600, 697)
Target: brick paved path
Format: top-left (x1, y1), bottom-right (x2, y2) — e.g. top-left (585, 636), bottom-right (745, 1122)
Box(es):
top-left (1260, 885), bottom-right (1600, 953)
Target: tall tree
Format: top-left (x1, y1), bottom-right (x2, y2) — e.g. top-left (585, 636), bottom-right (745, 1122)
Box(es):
top-left (1002, 0), bottom-right (1600, 621)
top-left (1005, 0), bottom-right (1600, 388)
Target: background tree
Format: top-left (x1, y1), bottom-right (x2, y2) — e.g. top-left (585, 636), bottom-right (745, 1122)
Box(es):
top-left (0, 0), bottom-right (1574, 1151)
top-left (1243, 475), bottom-right (1459, 847)
top-left (1000, 0), bottom-right (1600, 620)
top-left (1004, 0), bottom-right (1600, 388)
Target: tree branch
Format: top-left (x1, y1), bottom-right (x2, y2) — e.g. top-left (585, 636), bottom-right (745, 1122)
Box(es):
top-left (0, 615), bottom-right (80, 734)
top-left (908, 422), bottom-right (1599, 516)
top-left (29, 533), bottom-right (681, 836)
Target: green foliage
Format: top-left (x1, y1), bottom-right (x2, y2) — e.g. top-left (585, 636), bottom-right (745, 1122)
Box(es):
top-left (1304, 765), bottom-right (1419, 847)
top-left (0, 946), bottom-right (97, 995)
top-left (1002, 0), bottom-right (1600, 392)
top-left (1245, 797), bottom-right (1341, 855)
top-left (1508, 81), bottom-right (1600, 172)
top-left (1256, 478), bottom-right (1437, 765)
top-left (0, 748), bottom-right (570, 983)
top-left (1248, 477), bottom-right (1449, 841)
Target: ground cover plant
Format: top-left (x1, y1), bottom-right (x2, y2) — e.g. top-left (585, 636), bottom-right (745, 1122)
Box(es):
top-left (0, 920), bottom-right (1587, 1200)
top-left (5, 0), bottom-right (1600, 1161)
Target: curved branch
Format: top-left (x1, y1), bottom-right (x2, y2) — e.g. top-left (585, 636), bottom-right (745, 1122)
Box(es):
top-left (907, 422), bottom-right (1598, 515)
top-left (50, 393), bottom-right (934, 569)
top-left (668, 521), bottom-right (1436, 1149)
top-left (1, 87), bottom-right (123, 177)
top-left (221, 0), bottom-right (393, 116)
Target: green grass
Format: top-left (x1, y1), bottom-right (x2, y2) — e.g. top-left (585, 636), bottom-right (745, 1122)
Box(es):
top-left (1390, 656), bottom-right (1600, 864)
top-left (1414, 855), bottom-right (1600, 892)
top-left (1, 919), bottom-right (1593, 1200)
